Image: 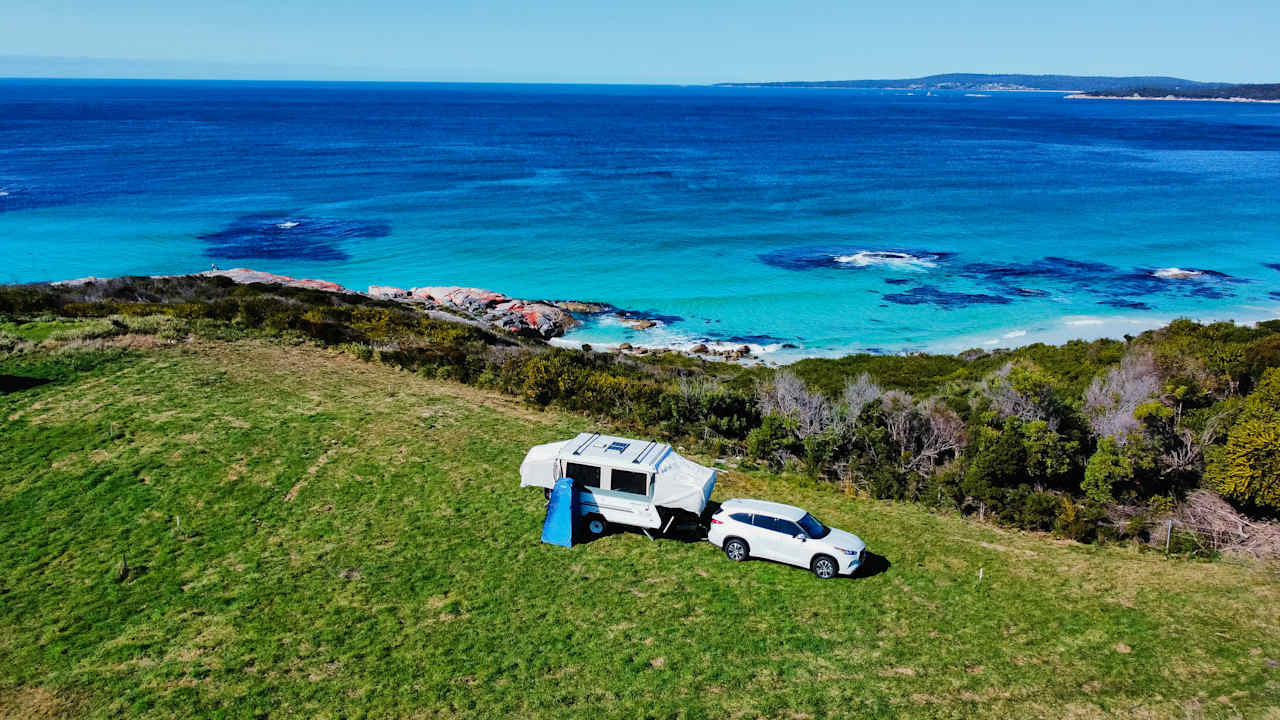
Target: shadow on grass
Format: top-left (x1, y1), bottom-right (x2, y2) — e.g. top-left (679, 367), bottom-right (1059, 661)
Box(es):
top-left (0, 374), bottom-right (52, 395)
top-left (853, 551), bottom-right (891, 579)
top-left (577, 520), bottom-right (708, 546)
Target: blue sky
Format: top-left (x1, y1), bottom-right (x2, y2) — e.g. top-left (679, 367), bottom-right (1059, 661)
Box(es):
top-left (1, 0), bottom-right (1276, 83)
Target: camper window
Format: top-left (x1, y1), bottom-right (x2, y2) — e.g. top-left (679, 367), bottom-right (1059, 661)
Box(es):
top-left (565, 462), bottom-right (601, 488)
top-left (610, 469), bottom-right (649, 496)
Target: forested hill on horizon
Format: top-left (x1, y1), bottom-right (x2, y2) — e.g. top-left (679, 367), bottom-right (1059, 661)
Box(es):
top-left (715, 73), bottom-right (1223, 92)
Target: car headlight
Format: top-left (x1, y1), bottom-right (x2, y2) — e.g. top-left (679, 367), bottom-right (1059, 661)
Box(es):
top-left (834, 547), bottom-right (858, 556)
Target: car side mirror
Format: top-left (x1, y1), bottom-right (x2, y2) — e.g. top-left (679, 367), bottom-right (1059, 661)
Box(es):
top-left (795, 534), bottom-right (806, 542)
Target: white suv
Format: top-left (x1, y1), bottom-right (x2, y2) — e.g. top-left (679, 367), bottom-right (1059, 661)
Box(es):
top-left (707, 498), bottom-right (866, 579)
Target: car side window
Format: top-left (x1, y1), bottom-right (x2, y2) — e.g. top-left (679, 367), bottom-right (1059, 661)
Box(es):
top-left (729, 512), bottom-right (752, 523)
top-left (776, 519), bottom-right (804, 537)
top-left (751, 514), bottom-right (781, 533)
top-left (565, 462), bottom-right (600, 488)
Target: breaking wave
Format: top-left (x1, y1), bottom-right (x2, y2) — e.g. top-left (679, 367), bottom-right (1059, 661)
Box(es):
top-left (833, 250), bottom-right (938, 271)
top-left (759, 246), bottom-right (954, 271)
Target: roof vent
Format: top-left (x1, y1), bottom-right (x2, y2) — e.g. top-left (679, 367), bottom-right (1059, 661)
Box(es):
top-left (605, 441), bottom-right (630, 453)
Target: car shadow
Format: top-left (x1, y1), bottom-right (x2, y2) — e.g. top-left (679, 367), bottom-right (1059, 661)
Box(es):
top-left (0, 375), bottom-right (51, 395)
top-left (852, 551), bottom-right (891, 579)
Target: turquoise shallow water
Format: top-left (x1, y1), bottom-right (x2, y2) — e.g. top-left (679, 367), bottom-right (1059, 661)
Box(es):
top-left (2, 80), bottom-right (1279, 359)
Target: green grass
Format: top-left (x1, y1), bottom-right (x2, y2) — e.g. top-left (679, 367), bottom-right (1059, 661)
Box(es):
top-left (1, 339), bottom-right (1277, 719)
top-left (1, 319), bottom-right (103, 343)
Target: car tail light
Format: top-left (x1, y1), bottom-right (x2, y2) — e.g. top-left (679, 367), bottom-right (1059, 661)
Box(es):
top-left (711, 518), bottom-right (723, 524)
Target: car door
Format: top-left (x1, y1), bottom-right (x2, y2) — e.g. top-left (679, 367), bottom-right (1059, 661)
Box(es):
top-left (749, 514), bottom-right (784, 560)
top-left (771, 518), bottom-right (810, 569)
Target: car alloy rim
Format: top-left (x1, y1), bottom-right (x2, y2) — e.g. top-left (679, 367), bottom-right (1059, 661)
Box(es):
top-left (817, 559), bottom-right (834, 577)
top-left (728, 543), bottom-right (744, 559)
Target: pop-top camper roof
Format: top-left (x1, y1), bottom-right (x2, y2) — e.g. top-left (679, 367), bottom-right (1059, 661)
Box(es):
top-left (561, 432), bottom-right (672, 470)
top-left (520, 433), bottom-right (716, 515)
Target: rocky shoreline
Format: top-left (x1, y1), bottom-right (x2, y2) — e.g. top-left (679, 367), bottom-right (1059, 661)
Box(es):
top-left (50, 267), bottom-right (769, 362)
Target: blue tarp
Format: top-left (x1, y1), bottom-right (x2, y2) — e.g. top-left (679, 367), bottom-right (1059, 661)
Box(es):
top-left (540, 477), bottom-right (577, 547)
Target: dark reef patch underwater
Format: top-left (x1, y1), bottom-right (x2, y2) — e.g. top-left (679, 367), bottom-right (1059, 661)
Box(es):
top-left (758, 246), bottom-right (1255, 312)
top-left (200, 215), bottom-right (391, 262)
top-left (882, 285), bottom-right (1013, 309)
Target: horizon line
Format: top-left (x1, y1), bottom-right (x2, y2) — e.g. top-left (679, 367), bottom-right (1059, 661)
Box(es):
top-left (1, 55), bottom-right (1267, 87)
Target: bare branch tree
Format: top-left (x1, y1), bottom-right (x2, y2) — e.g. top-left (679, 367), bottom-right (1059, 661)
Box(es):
top-left (1083, 350), bottom-right (1160, 443)
top-left (1159, 412), bottom-right (1225, 476)
top-left (908, 399), bottom-right (967, 477)
top-left (876, 391), bottom-right (967, 477)
top-left (834, 373), bottom-right (882, 442)
top-left (980, 362), bottom-right (1061, 431)
top-left (757, 371), bottom-right (832, 439)
top-left (880, 390), bottom-right (916, 467)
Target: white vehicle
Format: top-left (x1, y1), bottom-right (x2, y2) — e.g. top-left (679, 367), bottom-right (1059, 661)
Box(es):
top-left (520, 433), bottom-right (717, 537)
top-left (707, 498), bottom-right (866, 579)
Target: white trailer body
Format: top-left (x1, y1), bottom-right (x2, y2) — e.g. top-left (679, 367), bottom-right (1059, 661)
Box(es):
top-left (520, 432), bottom-right (717, 530)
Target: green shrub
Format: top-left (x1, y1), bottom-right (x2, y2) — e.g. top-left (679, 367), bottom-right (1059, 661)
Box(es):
top-left (120, 314), bottom-right (189, 339)
top-left (746, 414), bottom-right (795, 467)
top-left (1167, 529), bottom-right (1211, 557)
top-left (963, 420), bottom-right (1026, 504)
top-left (1206, 367), bottom-right (1280, 511)
top-left (1054, 497), bottom-right (1106, 542)
top-left (47, 318), bottom-right (127, 341)
top-left (801, 432), bottom-right (839, 478)
top-left (1082, 436), bottom-right (1131, 503)
top-left (1015, 489), bottom-right (1063, 532)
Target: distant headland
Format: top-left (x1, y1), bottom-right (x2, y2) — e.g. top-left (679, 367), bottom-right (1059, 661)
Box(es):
top-left (715, 73), bottom-right (1280, 101)
top-left (1068, 84), bottom-right (1280, 103)
top-left (714, 73), bottom-right (1221, 92)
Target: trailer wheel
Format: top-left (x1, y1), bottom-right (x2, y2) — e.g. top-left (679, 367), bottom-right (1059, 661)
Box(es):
top-left (723, 537), bottom-right (749, 562)
top-left (583, 515), bottom-right (608, 538)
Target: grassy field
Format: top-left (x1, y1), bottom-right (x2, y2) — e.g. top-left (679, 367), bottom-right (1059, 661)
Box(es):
top-left (2, 337), bottom-right (1278, 719)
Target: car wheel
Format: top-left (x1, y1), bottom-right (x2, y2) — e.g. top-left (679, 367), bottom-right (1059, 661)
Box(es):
top-left (811, 555), bottom-right (838, 579)
top-left (583, 515), bottom-right (607, 538)
top-left (723, 538), bottom-right (749, 562)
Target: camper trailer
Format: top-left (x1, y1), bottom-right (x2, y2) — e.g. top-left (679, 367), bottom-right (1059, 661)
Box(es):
top-left (520, 432), bottom-right (717, 537)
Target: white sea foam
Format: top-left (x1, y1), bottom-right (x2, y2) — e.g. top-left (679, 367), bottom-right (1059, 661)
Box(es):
top-left (1153, 267), bottom-right (1202, 279)
top-left (1065, 318), bottom-right (1106, 326)
top-left (553, 323), bottom-right (784, 363)
top-left (1002, 329), bottom-right (1027, 339)
top-left (276, 221), bottom-right (301, 229)
top-left (833, 250), bottom-right (935, 271)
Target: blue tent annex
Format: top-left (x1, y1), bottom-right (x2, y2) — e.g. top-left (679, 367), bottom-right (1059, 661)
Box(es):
top-left (540, 476), bottom-right (577, 547)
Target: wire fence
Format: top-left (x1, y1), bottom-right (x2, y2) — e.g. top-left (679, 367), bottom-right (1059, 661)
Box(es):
top-left (1105, 490), bottom-right (1280, 561)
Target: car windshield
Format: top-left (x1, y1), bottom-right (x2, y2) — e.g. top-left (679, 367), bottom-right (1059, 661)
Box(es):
top-left (797, 513), bottom-right (829, 538)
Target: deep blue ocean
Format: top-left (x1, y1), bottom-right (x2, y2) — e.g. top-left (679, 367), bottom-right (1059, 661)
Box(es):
top-left (3, 79), bottom-right (1280, 358)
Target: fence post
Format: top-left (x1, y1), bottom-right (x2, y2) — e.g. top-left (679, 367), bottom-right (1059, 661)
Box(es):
top-left (1164, 519), bottom-right (1173, 554)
